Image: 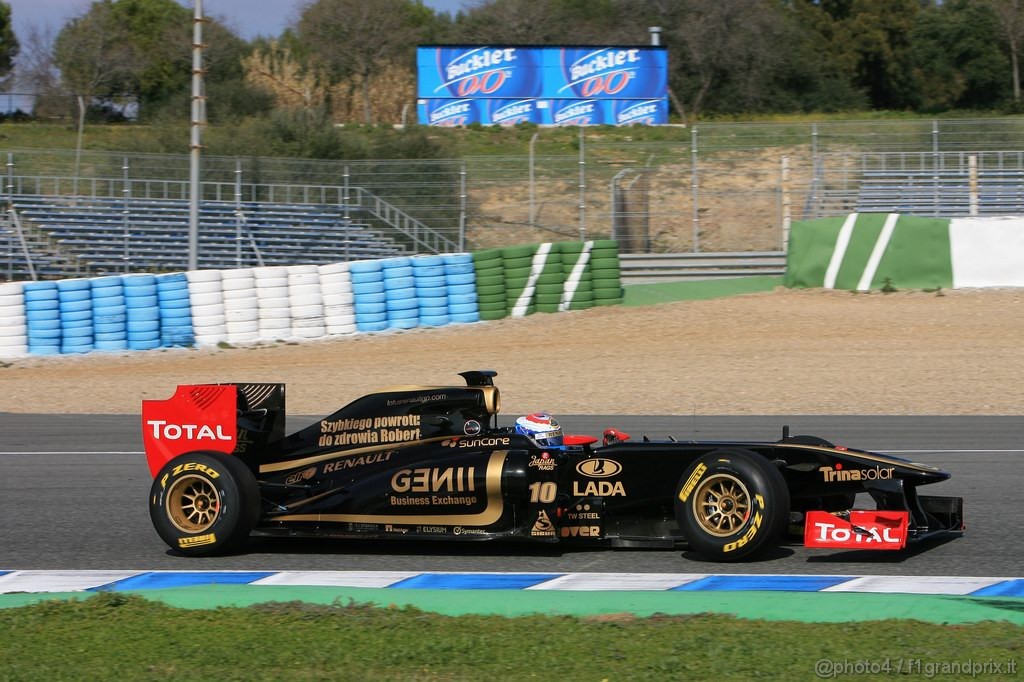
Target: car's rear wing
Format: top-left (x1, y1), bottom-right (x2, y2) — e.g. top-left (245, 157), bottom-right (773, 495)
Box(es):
top-left (141, 383), bottom-right (286, 477)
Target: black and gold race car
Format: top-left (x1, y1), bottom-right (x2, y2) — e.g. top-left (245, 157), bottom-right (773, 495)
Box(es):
top-left (143, 370), bottom-right (963, 561)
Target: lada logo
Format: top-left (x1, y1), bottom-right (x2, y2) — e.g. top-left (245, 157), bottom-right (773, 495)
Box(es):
top-left (575, 459), bottom-right (622, 478)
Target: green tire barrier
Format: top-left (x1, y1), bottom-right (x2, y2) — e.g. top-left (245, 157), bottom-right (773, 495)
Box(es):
top-left (472, 239), bottom-right (622, 321)
top-left (779, 212), bottom-right (1024, 291)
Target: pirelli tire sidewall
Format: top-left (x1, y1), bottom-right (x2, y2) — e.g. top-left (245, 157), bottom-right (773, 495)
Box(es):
top-left (149, 451), bottom-right (259, 556)
top-left (674, 449), bottom-right (789, 562)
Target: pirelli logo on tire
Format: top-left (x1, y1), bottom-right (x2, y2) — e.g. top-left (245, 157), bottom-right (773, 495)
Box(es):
top-left (678, 463), bottom-right (707, 503)
top-left (178, 533), bottom-right (217, 548)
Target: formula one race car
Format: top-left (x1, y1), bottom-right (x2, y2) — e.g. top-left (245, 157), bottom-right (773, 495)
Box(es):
top-left (143, 371), bottom-right (964, 561)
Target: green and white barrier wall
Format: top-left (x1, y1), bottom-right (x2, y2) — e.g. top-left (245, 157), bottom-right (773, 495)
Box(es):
top-left (0, 242), bottom-right (623, 358)
top-left (786, 213), bottom-right (1024, 291)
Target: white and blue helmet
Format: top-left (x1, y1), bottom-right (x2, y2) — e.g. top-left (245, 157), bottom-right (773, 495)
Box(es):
top-left (514, 412), bottom-right (564, 449)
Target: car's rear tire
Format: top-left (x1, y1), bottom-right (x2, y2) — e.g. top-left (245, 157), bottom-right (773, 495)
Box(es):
top-left (149, 451), bottom-right (259, 556)
top-left (674, 449), bottom-right (789, 561)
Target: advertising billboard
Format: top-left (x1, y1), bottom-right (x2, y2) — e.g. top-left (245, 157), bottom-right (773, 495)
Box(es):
top-left (416, 45), bottom-right (669, 126)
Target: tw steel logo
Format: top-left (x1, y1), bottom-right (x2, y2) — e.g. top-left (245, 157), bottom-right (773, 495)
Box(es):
top-left (146, 420), bottom-right (231, 441)
top-left (575, 459), bottom-right (622, 478)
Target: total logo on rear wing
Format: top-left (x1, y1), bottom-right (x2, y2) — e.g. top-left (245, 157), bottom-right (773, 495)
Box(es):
top-left (142, 384), bottom-right (238, 478)
top-left (803, 510), bottom-right (909, 550)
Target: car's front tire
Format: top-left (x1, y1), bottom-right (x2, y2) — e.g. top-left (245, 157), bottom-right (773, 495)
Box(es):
top-left (674, 449), bottom-right (789, 561)
top-left (149, 451), bottom-right (259, 556)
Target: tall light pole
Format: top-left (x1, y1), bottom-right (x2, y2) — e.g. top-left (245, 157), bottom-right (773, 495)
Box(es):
top-left (188, 0), bottom-right (205, 271)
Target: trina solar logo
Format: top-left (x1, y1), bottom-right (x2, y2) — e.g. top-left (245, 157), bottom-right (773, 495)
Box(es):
top-left (819, 463), bottom-right (894, 482)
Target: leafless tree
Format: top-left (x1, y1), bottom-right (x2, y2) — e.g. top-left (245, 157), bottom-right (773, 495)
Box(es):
top-left (986, 0), bottom-right (1024, 102)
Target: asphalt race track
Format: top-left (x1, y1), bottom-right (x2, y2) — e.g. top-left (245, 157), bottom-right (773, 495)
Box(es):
top-left (2, 413), bottom-right (1021, 577)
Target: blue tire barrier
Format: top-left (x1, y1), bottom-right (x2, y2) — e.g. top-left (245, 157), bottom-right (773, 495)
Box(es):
top-left (448, 302), bottom-right (479, 315)
top-left (352, 280), bottom-right (385, 294)
top-left (94, 331), bottom-right (128, 343)
top-left (24, 291), bottom-right (58, 303)
top-left (91, 295), bottom-right (125, 308)
top-left (125, 294), bottom-right (158, 308)
top-left (444, 262), bottom-right (474, 275)
top-left (381, 257), bottom-right (410, 269)
top-left (388, 317), bottom-right (419, 330)
top-left (446, 283), bottom-right (477, 295)
top-left (354, 291), bottom-right (386, 304)
top-left (384, 266), bottom-right (414, 278)
top-left (61, 344), bottom-right (94, 354)
top-left (158, 297), bottom-right (191, 310)
top-left (26, 308), bottom-right (59, 321)
top-left (356, 320), bottom-right (389, 332)
top-left (128, 339), bottom-right (161, 351)
top-left (56, 279), bottom-right (90, 292)
top-left (127, 308), bottom-right (160, 322)
top-left (24, 281), bottom-right (57, 293)
top-left (387, 308), bottom-right (419, 320)
top-left (59, 290), bottom-right (90, 304)
top-left (28, 328), bottom-right (61, 340)
top-left (127, 328), bottom-right (160, 341)
top-left (413, 275), bottom-right (446, 289)
top-left (94, 312), bottom-right (127, 324)
top-left (451, 311), bottom-right (481, 323)
top-left (91, 288), bottom-right (123, 301)
top-left (386, 298), bottom-right (417, 312)
top-left (449, 292), bottom-right (478, 305)
top-left (91, 276), bottom-right (122, 288)
top-left (350, 261), bottom-right (383, 274)
top-left (354, 302), bottom-right (386, 315)
top-left (62, 323), bottom-right (93, 337)
top-left (418, 304), bottom-right (449, 317)
top-left (28, 345), bottom-right (61, 355)
top-left (59, 299), bottom-right (92, 313)
top-left (384, 286), bottom-right (416, 301)
top-left (160, 311), bottom-right (192, 323)
top-left (420, 314), bottom-right (451, 326)
top-left (60, 310), bottom-right (92, 323)
top-left (127, 319), bottom-right (160, 333)
top-left (94, 339), bottom-right (129, 351)
top-left (446, 272), bottom-right (476, 286)
top-left (27, 318), bottom-right (61, 331)
top-left (383, 276), bottom-right (415, 290)
top-left (94, 322), bottom-right (127, 334)
top-left (25, 298), bottom-right (59, 310)
top-left (157, 287), bottom-right (190, 302)
top-left (355, 311), bottom-right (387, 324)
top-left (443, 253), bottom-right (473, 264)
top-left (123, 274), bottom-right (157, 287)
top-left (413, 255), bottom-right (445, 267)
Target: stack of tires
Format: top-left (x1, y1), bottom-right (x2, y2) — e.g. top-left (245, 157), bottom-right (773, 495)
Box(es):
top-left (444, 253), bottom-right (479, 324)
top-left (412, 255), bottom-right (448, 327)
top-left (0, 282), bottom-right (27, 358)
top-left (91, 276), bottom-right (128, 352)
top-left (156, 273), bottom-right (194, 347)
top-left (23, 282), bottom-right (60, 355)
top-left (532, 243), bottom-right (567, 314)
top-left (382, 257), bottom-right (417, 330)
top-left (222, 269), bottom-right (259, 345)
top-left (472, 248), bottom-right (506, 321)
top-left (319, 262), bottom-right (356, 335)
top-left (559, 241), bottom-right (594, 312)
top-left (351, 260), bottom-right (386, 332)
top-left (287, 265), bottom-right (326, 340)
top-left (58, 279), bottom-right (94, 353)
top-left (589, 239), bottom-right (624, 306)
top-left (123, 275), bottom-right (160, 351)
top-left (187, 270), bottom-right (228, 346)
top-left (254, 266), bottom-right (291, 342)
top-left (502, 244), bottom-right (537, 317)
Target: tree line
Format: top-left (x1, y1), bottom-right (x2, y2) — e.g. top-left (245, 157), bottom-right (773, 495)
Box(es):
top-left (1, 0), bottom-right (1024, 136)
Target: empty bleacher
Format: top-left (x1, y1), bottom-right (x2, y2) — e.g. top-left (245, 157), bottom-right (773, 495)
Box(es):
top-left (855, 169), bottom-right (1024, 217)
top-left (9, 195), bottom-right (408, 274)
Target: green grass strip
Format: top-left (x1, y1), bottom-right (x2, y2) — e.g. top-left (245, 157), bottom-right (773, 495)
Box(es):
top-left (623, 275), bottom-right (783, 306)
top-left (0, 592), bottom-right (1019, 681)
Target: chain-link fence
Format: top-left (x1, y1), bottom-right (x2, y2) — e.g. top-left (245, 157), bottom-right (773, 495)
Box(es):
top-left (6, 117), bottom-right (1024, 278)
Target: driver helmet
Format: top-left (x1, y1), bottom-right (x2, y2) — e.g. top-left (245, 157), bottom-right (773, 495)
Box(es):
top-left (514, 412), bottom-right (564, 449)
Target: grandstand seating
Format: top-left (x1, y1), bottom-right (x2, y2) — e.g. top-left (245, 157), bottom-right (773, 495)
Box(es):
top-left (854, 169), bottom-right (1024, 216)
top-left (6, 195), bottom-right (407, 276)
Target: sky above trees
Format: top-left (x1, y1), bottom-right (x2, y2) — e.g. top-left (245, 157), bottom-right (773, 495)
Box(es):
top-left (4, 0), bottom-right (466, 40)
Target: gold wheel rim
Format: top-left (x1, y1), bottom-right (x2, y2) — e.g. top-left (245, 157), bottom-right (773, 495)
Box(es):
top-left (691, 473), bottom-right (750, 537)
top-left (166, 474), bottom-right (221, 533)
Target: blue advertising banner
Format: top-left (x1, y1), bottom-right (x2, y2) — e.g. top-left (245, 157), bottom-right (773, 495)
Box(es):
top-left (417, 45), bottom-right (668, 126)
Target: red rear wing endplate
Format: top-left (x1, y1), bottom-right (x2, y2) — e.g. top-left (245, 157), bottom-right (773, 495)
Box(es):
top-left (142, 384), bottom-right (238, 478)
